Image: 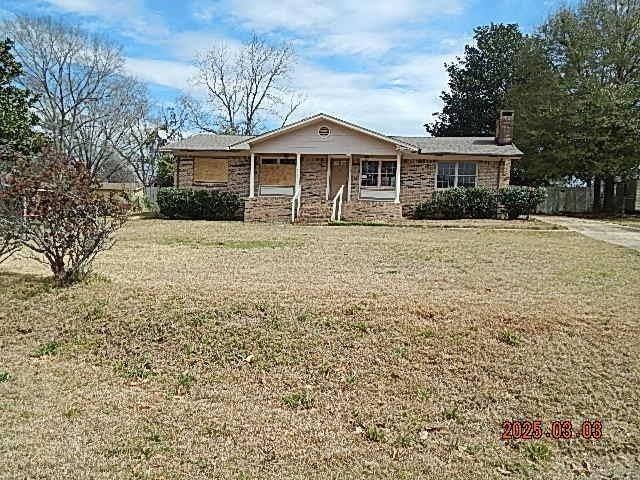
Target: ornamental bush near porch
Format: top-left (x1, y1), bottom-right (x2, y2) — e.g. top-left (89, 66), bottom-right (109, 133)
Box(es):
top-left (157, 188), bottom-right (241, 220)
top-left (414, 187), bottom-right (498, 220)
top-left (413, 186), bottom-right (546, 220)
top-left (498, 186), bottom-right (547, 220)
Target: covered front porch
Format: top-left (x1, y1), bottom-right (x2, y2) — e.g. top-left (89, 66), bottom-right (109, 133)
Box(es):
top-left (245, 152), bottom-right (403, 223)
top-left (245, 152), bottom-right (403, 222)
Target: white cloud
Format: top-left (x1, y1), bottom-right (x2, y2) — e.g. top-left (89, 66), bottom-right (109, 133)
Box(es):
top-left (40, 0), bottom-right (466, 135)
top-left (46, 0), bottom-right (138, 17)
top-left (224, 0), bottom-right (463, 32)
top-left (217, 0), bottom-right (466, 56)
top-left (167, 31), bottom-right (242, 61)
top-left (289, 54), bottom-right (454, 135)
top-left (124, 57), bottom-right (198, 92)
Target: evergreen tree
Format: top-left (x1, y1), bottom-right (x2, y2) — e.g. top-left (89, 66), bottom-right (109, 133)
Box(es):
top-left (426, 24), bottom-right (525, 137)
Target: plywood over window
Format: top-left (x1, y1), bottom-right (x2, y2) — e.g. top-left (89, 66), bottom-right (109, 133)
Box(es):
top-left (193, 158), bottom-right (229, 183)
top-left (260, 163), bottom-right (295, 186)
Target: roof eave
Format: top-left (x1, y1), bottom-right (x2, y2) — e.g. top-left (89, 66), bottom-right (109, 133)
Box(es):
top-left (227, 113), bottom-right (419, 152)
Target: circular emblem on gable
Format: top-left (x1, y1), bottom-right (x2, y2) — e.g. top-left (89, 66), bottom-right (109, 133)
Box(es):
top-left (318, 125), bottom-right (331, 139)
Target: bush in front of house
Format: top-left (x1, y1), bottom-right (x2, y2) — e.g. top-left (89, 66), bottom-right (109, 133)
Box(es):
top-left (498, 186), bottom-right (547, 220)
top-left (157, 188), bottom-right (240, 220)
top-left (414, 187), bottom-right (498, 220)
top-left (417, 187), bottom-right (468, 219)
top-left (464, 187), bottom-right (499, 219)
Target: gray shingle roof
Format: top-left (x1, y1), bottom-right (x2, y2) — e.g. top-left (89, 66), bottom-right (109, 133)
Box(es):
top-left (162, 134), bottom-right (253, 151)
top-left (162, 123), bottom-right (523, 157)
top-left (391, 136), bottom-right (523, 156)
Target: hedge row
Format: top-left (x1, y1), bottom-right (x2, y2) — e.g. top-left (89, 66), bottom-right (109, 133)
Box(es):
top-left (157, 188), bottom-right (241, 220)
top-left (414, 186), bottom-right (546, 220)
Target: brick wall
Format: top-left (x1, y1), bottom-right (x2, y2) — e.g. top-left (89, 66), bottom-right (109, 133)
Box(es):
top-left (499, 159), bottom-right (511, 187)
top-left (301, 155), bottom-right (327, 202)
top-left (244, 197), bottom-right (292, 222)
top-left (176, 156), bottom-right (250, 198)
top-left (399, 157), bottom-right (507, 216)
top-left (342, 200), bottom-right (403, 222)
top-left (477, 160), bottom-right (501, 189)
top-left (176, 154), bottom-right (510, 221)
top-left (400, 158), bottom-right (436, 215)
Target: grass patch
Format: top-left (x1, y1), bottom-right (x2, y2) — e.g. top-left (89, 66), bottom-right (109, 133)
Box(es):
top-left (0, 218), bottom-right (638, 478)
top-left (364, 425), bottom-right (385, 443)
top-left (331, 219), bottom-right (565, 230)
top-left (176, 372), bottom-right (195, 394)
top-left (32, 341), bottom-right (61, 358)
top-left (498, 329), bottom-right (522, 347)
top-left (116, 359), bottom-right (154, 379)
top-left (0, 371), bottom-right (10, 382)
top-left (159, 237), bottom-right (302, 249)
top-left (443, 406), bottom-right (460, 421)
top-left (524, 442), bottom-right (552, 463)
top-left (352, 321), bottom-right (369, 333)
top-left (63, 407), bottom-right (81, 419)
top-left (282, 391), bottom-right (314, 409)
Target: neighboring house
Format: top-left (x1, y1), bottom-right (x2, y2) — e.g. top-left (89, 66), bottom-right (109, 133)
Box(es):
top-left (162, 112), bottom-right (522, 222)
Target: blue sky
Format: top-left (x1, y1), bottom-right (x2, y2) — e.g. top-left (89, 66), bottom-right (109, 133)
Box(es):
top-left (2, 0), bottom-right (574, 135)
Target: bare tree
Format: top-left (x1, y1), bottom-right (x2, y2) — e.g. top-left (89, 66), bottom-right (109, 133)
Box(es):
top-left (1, 16), bottom-right (146, 177)
top-left (187, 34), bottom-right (303, 135)
top-left (113, 103), bottom-right (187, 187)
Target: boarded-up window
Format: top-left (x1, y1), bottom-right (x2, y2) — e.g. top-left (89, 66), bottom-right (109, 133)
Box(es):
top-left (259, 158), bottom-right (295, 186)
top-left (193, 158), bottom-right (229, 183)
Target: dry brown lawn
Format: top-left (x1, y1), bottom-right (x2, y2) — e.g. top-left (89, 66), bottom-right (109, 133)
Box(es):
top-left (0, 218), bottom-right (638, 479)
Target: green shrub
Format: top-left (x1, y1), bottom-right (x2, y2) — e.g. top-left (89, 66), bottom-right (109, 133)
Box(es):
top-left (465, 187), bottom-right (498, 219)
top-left (424, 187), bottom-right (468, 219)
top-left (414, 187), bottom-right (498, 220)
top-left (157, 188), bottom-right (241, 220)
top-left (498, 187), bottom-right (547, 220)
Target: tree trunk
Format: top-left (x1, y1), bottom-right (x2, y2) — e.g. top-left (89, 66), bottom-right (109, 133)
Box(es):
top-left (602, 176), bottom-right (616, 213)
top-left (51, 257), bottom-right (66, 286)
top-left (592, 177), bottom-right (602, 212)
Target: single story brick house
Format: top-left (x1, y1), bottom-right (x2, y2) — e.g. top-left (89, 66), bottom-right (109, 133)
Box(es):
top-left (162, 112), bottom-right (523, 222)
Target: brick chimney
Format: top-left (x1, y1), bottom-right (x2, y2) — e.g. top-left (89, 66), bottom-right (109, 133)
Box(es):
top-left (495, 110), bottom-right (514, 145)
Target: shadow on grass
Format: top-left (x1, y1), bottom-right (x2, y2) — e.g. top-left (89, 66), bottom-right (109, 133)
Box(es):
top-left (133, 212), bottom-right (246, 223)
top-left (0, 271), bottom-right (53, 299)
top-left (323, 220), bottom-right (566, 231)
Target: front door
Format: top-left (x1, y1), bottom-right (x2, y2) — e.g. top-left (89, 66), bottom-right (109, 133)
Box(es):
top-left (329, 158), bottom-right (349, 200)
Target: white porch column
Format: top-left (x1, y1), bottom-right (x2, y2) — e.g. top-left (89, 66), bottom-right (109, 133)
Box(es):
top-left (347, 154), bottom-right (352, 201)
top-left (395, 152), bottom-right (401, 204)
top-left (295, 152), bottom-right (301, 193)
top-left (249, 153), bottom-right (255, 198)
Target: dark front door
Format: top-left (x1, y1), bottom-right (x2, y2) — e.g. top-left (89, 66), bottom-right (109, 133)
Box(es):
top-left (329, 158), bottom-right (349, 200)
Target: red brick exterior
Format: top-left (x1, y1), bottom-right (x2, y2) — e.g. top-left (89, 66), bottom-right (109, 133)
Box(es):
top-left (174, 154), bottom-right (513, 222)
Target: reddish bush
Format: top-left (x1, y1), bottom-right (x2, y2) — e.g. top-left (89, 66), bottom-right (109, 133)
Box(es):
top-left (0, 147), bottom-right (129, 285)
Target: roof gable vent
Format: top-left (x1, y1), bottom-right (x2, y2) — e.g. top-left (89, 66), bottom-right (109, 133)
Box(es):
top-left (318, 125), bottom-right (331, 139)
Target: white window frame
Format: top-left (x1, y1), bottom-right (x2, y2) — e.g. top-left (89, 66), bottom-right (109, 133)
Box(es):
top-left (435, 161), bottom-right (477, 189)
top-left (259, 156), bottom-right (296, 197)
top-left (359, 158), bottom-right (397, 201)
top-left (359, 158), bottom-right (396, 189)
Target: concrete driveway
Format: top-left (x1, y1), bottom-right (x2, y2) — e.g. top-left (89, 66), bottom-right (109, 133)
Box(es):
top-left (535, 215), bottom-right (640, 249)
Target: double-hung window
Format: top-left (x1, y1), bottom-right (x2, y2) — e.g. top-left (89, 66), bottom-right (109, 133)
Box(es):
top-left (361, 160), bottom-right (397, 188)
top-left (360, 159), bottom-right (397, 200)
top-left (436, 162), bottom-right (477, 189)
